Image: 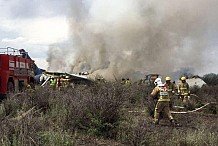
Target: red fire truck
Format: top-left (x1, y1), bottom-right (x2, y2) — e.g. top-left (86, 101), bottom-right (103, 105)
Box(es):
top-left (0, 47), bottom-right (35, 97)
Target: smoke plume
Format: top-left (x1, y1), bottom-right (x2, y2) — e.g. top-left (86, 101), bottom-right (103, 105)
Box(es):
top-left (47, 0), bottom-right (218, 80)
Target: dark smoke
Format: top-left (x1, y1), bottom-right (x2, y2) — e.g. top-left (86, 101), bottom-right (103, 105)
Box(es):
top-left (47, 0), bottom-right (218, 80)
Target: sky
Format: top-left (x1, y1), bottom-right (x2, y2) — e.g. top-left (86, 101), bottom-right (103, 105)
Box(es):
top-left (0, 0), bottom-right (71, 69)
top-left (0, 0), bottom-right (218, 78)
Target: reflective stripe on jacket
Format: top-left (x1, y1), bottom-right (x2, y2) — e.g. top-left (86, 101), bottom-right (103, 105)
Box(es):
top-left (151, 86), bottom-right (170, 102)
top-left (158, 86), bottom-right (170, 101)
top-left (165, 82), bottom-right (175, 95)
top-left (178, 82), bottom-right (189, 95)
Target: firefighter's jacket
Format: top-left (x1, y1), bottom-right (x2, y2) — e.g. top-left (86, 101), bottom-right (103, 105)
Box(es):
top-left (178, 82), bottom-right (190, 96)
top-left (164, 82), bottom-right (176, 96)
top-left (121, 80), bottom-right (126, 85)
top-left (125, 80), bottom-right (131, 84)
top-left (151, 86), bottom-right (170, 102)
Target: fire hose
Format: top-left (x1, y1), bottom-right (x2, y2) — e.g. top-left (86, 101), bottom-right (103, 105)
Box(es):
top-left (128, 93), bottom-right (217, 114)
top-left (171, 102), bottom-right (217, 114)
top-left (128, 102), bottom-right (217, 114)
top-left (170, 93), bottom-right (217, 114)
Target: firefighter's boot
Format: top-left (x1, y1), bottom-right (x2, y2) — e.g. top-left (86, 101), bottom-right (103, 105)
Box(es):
top-left (153, 119), bottom-right (159, 126)
top-left (170, 119), bottom-right (176, 127)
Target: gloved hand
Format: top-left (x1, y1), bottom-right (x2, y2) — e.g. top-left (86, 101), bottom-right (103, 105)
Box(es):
top-left (178, 90), bottom-right (180, 94)
top-left (188, 96), bottom-right (191, 100)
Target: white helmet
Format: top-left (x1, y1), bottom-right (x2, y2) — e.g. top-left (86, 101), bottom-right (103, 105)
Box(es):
top-left (157, 82), bottom-right (164, 87)
top-left (154, 78), bottom-right (162, 86)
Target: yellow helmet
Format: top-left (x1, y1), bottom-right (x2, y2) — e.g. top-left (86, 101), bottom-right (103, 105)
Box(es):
top-left (181, 76), bottom-right (186, 81)
top-left (165, 76), bottom-right (171, 81)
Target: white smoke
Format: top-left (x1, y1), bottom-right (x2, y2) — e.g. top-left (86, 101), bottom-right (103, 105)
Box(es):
top-left (47, 0), bottom-right (218, 80)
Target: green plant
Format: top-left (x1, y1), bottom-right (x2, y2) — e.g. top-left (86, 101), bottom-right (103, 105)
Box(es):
top-left (39, 130), bottom-right (74, 146)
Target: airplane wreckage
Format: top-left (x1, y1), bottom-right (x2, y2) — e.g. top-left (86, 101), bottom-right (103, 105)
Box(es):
top-left (38, 71), bottom-right (94, 87)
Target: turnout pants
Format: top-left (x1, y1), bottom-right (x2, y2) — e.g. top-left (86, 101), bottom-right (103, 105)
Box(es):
top-left (154, 101), bottom-right (173, 122)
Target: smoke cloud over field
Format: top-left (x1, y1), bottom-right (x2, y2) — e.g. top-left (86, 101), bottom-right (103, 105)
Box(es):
top-left (47, 0), bottom-right (218, 80)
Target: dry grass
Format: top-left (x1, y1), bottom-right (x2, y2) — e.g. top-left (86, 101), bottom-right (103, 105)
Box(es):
top-left (0, 82), bottom-right (217, 145)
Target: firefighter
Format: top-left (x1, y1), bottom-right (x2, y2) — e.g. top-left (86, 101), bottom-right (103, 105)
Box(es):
top-left (178, 76), bottom-right (190, 106)
top-left (57, 77), bottom-right (62, 91)
top-left (64, 76), bottom-right (71, 88)
top-left (26, 84), bottom-right (32, 89)
top-left (121, 78), bottom-right (126, 85)
top-left (151, 78), bottom-right (175, 126)
top-left (125, 78), bottom-right (131, 85)
top-left (172, 81), bottom-right (177, 92)
top-left (164, 76), bottom-right (176, 110)
top-left (24, 83), bottom-right (34, 93)
top-left (50, 77), bottom-right (57, 90)
top-left (40, 72), bottom-right (46, 85)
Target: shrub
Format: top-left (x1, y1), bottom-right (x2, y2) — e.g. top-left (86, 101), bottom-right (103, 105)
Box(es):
top-left (68, 82), bottom-right (126, 138)
top-left (117, 115), bottom-right (151, 146)
top-left (39, 130), bottom-right (74, 146)
top-left (0, 80), bottom-right (217, 145)
top-left (39, 82), bottom-right (127, 138)
top-left (202, 73), bottom-right (218, 86)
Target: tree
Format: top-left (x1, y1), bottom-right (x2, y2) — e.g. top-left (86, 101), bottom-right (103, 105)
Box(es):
top-left (202, 73), bottom-right (218, 86)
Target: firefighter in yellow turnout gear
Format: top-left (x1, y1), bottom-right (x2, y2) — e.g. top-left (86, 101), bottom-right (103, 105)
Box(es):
top-left (164, 76), bottom-right (176, 110)
top-left (125, 78), bottom-right (131, 86)
top-left (121, 78), bottom-right (126, 85)
top-left (151, 78), bottom-right (175, 126)
top-left (178, 76), bottom-right (190, 106)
